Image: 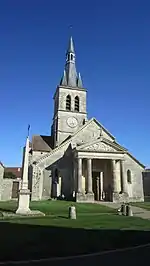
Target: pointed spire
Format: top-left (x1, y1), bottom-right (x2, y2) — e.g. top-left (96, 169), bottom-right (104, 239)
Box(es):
top-left (59, 36), bottom-right (84, 88)
top-left (60, 70), bottom-right (67, 86)
top-left (77, 72), bottom-right (83, 88)
top-left (64, 36), bottom-right (77, 87)
top-left (67, 36), bottom-right (75, 53)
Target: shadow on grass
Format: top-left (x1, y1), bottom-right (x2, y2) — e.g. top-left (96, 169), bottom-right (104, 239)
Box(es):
top-left (0, 208), bottom-right (15, 213)
top-left (0, 221), bottom-right (150, 262)
top-left (57, 215), bottom-right (68, 219)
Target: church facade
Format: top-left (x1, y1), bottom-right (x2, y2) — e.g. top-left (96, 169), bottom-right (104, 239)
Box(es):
top-left (28, 37), bottom-right (144, 203)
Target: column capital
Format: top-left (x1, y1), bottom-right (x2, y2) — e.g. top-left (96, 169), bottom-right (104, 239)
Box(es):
top-left (120, 159), bottom-right (125, 162)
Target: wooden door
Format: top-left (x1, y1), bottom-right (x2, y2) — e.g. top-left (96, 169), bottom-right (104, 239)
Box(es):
top-left (12, 181), bottom-right (19, 199)
top-left (92, 172), bottom-right (100, 201)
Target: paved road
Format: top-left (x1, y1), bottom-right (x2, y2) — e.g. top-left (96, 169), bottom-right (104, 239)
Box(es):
top-left (3, 244), bottom-right (150, 265)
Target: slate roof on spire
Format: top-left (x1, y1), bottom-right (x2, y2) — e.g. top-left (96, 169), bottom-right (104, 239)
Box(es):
top-left (59, 36), bottom-right (84, 88)
top-left (77, 72), bottom-right (83, 88)
top-left (60, 70), bottom-right (67, 86)
top-left (67, 36), bottom-right (75, 53)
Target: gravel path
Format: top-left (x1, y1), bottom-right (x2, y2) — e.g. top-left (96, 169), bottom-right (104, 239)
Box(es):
top-left (97, 201), bottom-right (150, 220)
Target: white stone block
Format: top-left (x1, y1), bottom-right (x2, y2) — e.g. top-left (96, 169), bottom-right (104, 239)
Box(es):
top-left (68, 206), bottom-right (76, 220)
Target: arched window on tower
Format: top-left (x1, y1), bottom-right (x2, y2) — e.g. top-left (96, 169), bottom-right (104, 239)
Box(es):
top-left (71, 54), bottom-right (73, 61)
top-left (127, 169), bottom-right (132, 184)
top-left (75, 96), bottom-right (79, 112)
top-left (66, 95), bottom-right (71, 110)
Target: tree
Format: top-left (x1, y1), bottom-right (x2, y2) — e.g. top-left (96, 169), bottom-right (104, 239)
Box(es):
top-left (4, 171), bottom-right (17, 179)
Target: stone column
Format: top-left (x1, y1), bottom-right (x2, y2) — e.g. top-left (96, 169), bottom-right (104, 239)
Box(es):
top-left (115, 160), bottom-right (121, 192)
top-left (120, 160), bottom-right (128, 193)
top-left (77, 158), bottom-right (82, 193)
top-left (87, 159), bottom-right (93, 193)
top-left (100, 172), bottom-right (104, 200)
top-left (112, 159), bottom-right (118, 192)
top-left (72, 159), bottom-right (76, 196)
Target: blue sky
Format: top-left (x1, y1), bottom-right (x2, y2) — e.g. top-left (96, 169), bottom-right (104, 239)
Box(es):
top-left (0, 0), bottom-right (150, 167)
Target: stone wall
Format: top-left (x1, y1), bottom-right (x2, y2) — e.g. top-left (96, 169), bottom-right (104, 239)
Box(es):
top-left (124, 154), bottom-right (144, 202)
top-left (142, 170), bottom-right (150, 197)
top-left (57, 112), bottom-right (87, 145)
top-left (57, 87), bottom-right (87, 146)
top-left (0, 164), bottom-right (4, 180)
top-left (58, 87), bottom-right (87, 114)
top-left (32, 151), bottom-right (49, 163)
top-left (31, 165), bottom-right (41, 201)
top-left (29, 151), bottom-right (50, 201)
top-left (0, 178), bottom-right (21, 201)
top-left (52, 86), bottom-right (87, 146)
top-left (42, 169), bottom-right (52, 199)
top-left (0, 179), bottom-right (13, 201)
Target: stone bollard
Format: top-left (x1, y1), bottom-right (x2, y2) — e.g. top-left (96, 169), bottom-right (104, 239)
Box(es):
top-left (126, 205), bottom-right (133, 217)
top-left (68, 206), bottom-right (76, 220)
top-left (121, 204), bottom-right (126, 216)
top-left (117, 207), bottom-right (122, 215)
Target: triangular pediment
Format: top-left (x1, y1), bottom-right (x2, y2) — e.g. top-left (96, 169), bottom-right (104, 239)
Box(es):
top-left (76, 137), bottom-right (125, 153)
top-left (71, 118), bottom-right (115, 147)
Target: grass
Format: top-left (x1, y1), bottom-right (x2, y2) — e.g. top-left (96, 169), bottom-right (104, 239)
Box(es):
top-left (0, 200), bottom-right (150, 262)
top-left (0, 200), bottom-right (115, 216)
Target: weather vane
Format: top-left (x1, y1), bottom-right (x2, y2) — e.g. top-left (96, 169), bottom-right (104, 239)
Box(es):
top-left (69, 25), bottom-right (73, 35)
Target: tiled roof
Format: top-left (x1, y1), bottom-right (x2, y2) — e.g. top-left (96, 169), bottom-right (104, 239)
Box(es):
top-left (4, 167), bottom-right (22, 178)
top-left (32, 135), bottom-right (53, 152)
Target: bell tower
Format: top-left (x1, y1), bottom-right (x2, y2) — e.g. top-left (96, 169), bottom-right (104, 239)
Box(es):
top-left (51, 37), bottom-right (87, 148)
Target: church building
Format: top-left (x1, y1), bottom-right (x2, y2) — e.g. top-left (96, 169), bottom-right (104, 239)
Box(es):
top-left (28, 37), bottom-right (144, 203)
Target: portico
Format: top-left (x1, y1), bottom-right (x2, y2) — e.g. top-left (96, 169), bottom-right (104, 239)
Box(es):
top-left (74, 150), bottom-right (129, 203)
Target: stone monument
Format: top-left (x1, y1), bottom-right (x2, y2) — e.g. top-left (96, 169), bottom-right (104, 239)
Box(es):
top-left (16, 134), bottom-right (31, 215)
top-left (16, 127), bottom-right (45, 216)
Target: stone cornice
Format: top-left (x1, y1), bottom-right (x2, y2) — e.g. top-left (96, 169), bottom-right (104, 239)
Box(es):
top-left (75, 151), bottom-right (125, 160)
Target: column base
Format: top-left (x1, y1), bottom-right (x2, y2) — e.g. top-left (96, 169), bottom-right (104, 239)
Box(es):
top-left (86, 192), bottom-right (95, 202)
top-left (16, 189), bottom-right (31, 215)
top-left (76, 192), bottom-right (94, 203)
top-left (112, 192), bottom-right (129, 203)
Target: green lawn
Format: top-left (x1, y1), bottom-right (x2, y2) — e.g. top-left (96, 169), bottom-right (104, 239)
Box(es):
top-left (0, 200), bottom-right (115, 216)
top-left (0, 200), bottom-right (150, 262)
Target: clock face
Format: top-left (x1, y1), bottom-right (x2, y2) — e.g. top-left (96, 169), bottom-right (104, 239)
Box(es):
top-left (67, 117), bottom-right (78, 128)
